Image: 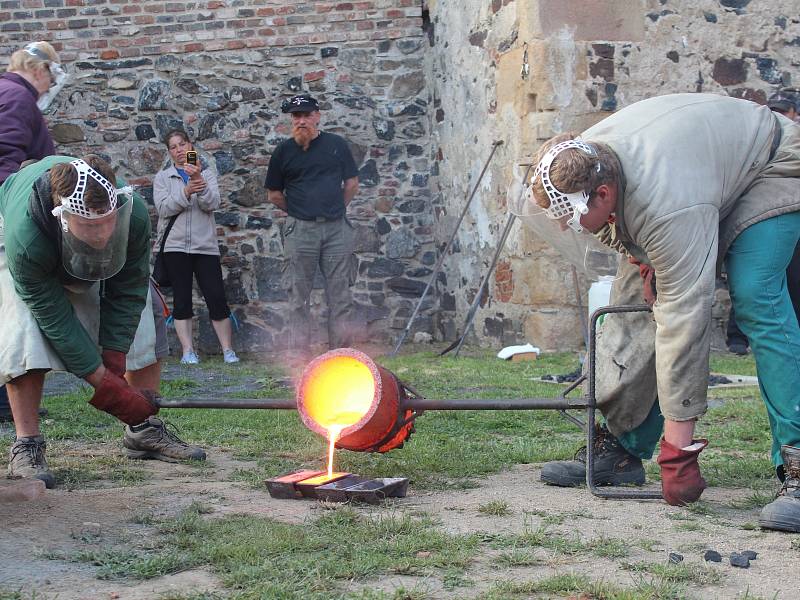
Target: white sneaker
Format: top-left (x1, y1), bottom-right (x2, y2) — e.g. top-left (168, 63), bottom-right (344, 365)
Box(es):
top-left (180, 351), bottom-right (200, 365)
top-left (223, 349), bottom-right (240, 364)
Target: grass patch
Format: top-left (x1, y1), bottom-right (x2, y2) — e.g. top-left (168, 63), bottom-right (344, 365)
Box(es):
top-left (17, 349), bottom-right (777, 598)
top-left (494, 548), bottom-right (543, 567)
top-left (479, 572), bottom-right (691, 600)
top-left (490, 524), bottom-right (627, 559)
top-left (725, 489), bottom-right (776, 510)
top-left (621, 560), bottom-right (723, 585)
top-left (477, 500), bottom-right (512, 516)
top-left (57, 504), bottom-right (478, 598)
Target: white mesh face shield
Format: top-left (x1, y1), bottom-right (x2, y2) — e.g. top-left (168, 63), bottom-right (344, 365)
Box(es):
top-left (531, 140), bottom-right (597, 233)
top-left (51, 160), bottom-right (135, 281)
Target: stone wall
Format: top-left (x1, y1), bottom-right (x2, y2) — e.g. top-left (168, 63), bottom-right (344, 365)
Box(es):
top-left (3, 0), bottom-right (799, 355)
top-left (0, 0), bottom-right (435, 354)
top-left (426, 0), bottom-right (800, 351)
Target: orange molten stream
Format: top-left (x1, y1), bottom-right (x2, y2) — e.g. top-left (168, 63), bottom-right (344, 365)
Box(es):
top-left (326, 424), bottom-right (344, 477)
top-left (303, 355), bottom-right (376, 476)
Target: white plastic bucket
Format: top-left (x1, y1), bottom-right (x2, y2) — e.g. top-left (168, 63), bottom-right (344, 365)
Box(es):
top-left (588, 275), bottom-right (614, 322)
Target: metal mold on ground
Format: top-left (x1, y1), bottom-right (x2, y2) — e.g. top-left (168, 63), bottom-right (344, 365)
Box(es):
top-left (265, 470), bottom-right (409, 503)
top-left (296, 472), bottom-right (351, 498)
top-left (264, 470), bottom-right (325, 499)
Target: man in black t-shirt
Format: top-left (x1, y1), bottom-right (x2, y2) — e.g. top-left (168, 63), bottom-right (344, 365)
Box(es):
top-left (265, 94), bottom-right (359, 353)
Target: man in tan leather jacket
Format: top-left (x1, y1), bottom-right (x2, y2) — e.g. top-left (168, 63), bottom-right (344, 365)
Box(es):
top-left (529, 93), bottom-right (800, 532)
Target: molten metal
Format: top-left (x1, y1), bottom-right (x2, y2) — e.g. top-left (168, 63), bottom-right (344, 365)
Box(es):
top-left (297, 348), bottom-right (414, 452)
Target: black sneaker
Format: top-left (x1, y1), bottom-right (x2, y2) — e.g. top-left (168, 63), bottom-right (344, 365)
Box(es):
top-left (759, 445), bottom-right (800, 533)
top-left (540, 425), bottom-right (645, 487)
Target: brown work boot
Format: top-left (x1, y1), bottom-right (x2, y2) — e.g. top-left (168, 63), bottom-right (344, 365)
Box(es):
top-left (540, 424), bottom-right (645, 487)
top-left (122, 416), bottom-right (206, 462)
top-left (759, 445), bottom-right (800, 533)
top-left (8, 435), bottom-right (55, 489)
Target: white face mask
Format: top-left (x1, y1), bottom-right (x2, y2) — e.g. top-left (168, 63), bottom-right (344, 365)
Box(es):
top-left (37, 63), bottom-right (69, 111)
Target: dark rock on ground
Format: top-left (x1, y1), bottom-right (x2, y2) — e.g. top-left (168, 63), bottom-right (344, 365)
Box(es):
top-left (704, 550), bottom-right (722, 562)
top-left (729, 552), bottom-right (750, 568)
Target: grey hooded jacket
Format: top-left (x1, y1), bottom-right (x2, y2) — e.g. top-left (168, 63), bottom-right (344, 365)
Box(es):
top-left (152, 162), bottom-right (221, 256)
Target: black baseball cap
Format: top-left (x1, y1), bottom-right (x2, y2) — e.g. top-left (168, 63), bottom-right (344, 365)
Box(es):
top-left (767, 91), bottom-right (798, 113)
top-left (281, 94), bottom-right (320, 114)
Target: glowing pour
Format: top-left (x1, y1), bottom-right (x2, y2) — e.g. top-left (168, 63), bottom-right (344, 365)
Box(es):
top-left (297, 348), bottom-right (415, 453)
top-left (326, 424), bottom-right (344, 477)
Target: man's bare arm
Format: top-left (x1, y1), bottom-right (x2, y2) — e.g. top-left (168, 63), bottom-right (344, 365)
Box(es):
top-left (343, 176), bottom-right (359, 206)
top-left (267, 189), bottom-right (287, 211)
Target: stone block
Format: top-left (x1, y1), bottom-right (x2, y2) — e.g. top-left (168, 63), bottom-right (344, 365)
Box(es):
top-left (50, 123), bottom-right (85, 144)
top-left (508, 254), bottom-right (571, 305)
top-left (0, 479), bottom-right (46, 503)
top-left (523, 307), bottom-right (583, 352)
top-left (531, 0), bottom-right (646, 42)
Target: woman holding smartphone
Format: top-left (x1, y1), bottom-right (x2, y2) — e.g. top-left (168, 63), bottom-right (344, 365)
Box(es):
top-left (152, 129), bottom-right (239, 364)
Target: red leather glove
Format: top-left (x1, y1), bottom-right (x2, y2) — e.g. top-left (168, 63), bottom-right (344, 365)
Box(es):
top-left (89, 370), bottom-right (159, 426)
top-left (101, 349), bottom-right (127, 378)
top-left (628, 257), bottom-right (657, 306)
top-left (657, 437), bottom-right (708, 506)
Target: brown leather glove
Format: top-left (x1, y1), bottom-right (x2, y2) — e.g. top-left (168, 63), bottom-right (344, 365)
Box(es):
top-left (657, 437), bottom-right (708, 506)
top-left (101, 349), bottom-right (127, 378)
top-left (89, 370), bottom-right (159, 425)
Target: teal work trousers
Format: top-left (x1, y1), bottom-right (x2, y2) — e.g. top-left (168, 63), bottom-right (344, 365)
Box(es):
top-left (615, 212), bottom-right (800, 465)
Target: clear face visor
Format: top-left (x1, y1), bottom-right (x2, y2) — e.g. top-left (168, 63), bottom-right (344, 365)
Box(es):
top-left (51, 160), bottom-right (135, 281)
top-left (506, 164), bottom-right (620, 280)
top-left (531, 140), bottom-right (596, 233)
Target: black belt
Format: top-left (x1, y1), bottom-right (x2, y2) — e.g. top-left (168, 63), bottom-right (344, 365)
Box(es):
top-left (295, 215), bottom-right (343, 222)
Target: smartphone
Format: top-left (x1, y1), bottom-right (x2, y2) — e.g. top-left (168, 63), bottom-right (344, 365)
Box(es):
top-left (185, 150), bottom-right (197, 166)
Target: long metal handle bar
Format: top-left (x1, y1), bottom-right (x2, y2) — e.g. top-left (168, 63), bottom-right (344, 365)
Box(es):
top-left (390, 140), bottom-right (504, 357)
top-left (585, 303), bottom-right (662, 500)
top-left (156, 395), bottom-right (588, 411)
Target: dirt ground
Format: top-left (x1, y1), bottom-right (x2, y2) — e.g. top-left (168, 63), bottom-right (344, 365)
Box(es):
top-left (1, 446), bottom-right (797, 600)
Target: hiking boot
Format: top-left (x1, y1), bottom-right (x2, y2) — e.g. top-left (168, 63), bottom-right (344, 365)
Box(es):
top-left (759, 445), bottom-right (800, 533)
top-left (123, 416), bottom-right (206, 462)
top-left (7, 435), bottom-right (55, 489)
top-left (540, 424), bottom-right (645, 487)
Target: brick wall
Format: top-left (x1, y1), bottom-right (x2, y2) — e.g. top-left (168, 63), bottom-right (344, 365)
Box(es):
top-left (1, 0), bottom-right (435, 355)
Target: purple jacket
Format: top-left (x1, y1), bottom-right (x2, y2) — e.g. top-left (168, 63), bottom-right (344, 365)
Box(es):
top-left (0, 73), bottom-right (55, 186)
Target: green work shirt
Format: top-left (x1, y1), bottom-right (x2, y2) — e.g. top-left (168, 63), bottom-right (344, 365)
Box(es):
top-left (0, 155), bottom-right (151, 377)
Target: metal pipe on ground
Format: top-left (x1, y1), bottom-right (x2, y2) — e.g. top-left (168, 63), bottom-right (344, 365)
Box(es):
top-left (440, 212), bottom-right (517, 357)
top-left (440, 163), bottom-right (533, 358)
top-left (390, 140), bottom-right (504, 357)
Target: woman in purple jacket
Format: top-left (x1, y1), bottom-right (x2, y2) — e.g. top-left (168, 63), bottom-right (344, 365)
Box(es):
top-left (0, 41), bottom-right (62, 421)
top-left (0, 41), bottom-right (61, 186)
